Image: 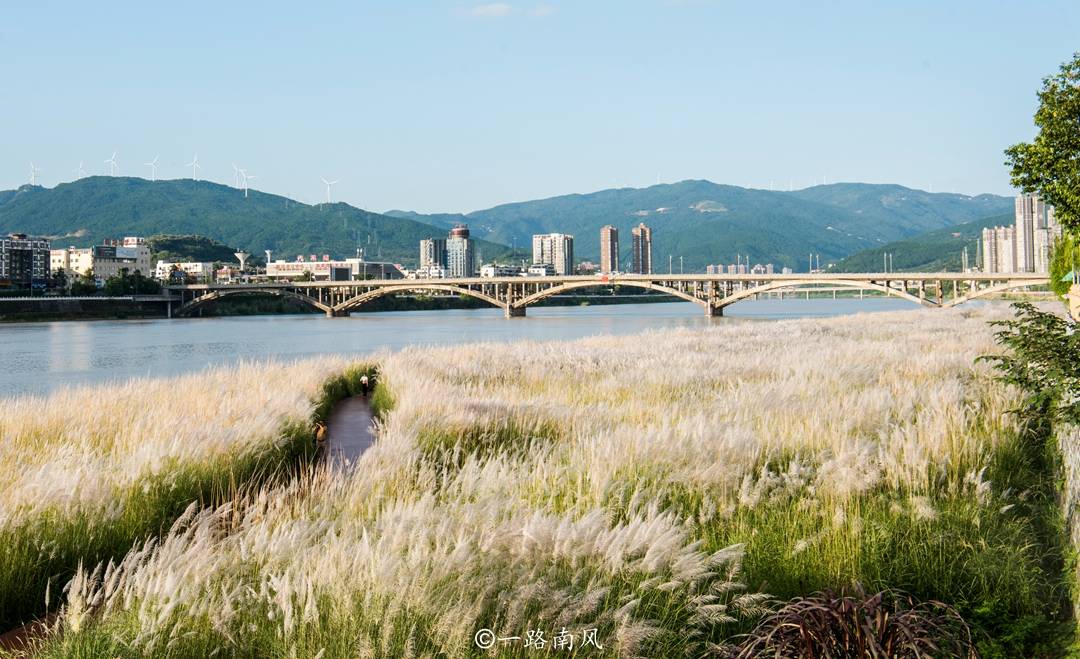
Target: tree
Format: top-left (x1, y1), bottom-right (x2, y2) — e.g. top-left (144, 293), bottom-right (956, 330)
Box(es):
top-left (104, 268), bottom-right (162, 295)
top-left (51, 268), bottom-right (68, 292)
top-left (1005, 52), bottom-right (1080, 236)
top-left (69, 270), bottom-right (98, 296)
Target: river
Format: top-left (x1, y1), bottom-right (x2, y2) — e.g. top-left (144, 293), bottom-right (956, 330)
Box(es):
top-left (0, 298), bottom-right (921, 398)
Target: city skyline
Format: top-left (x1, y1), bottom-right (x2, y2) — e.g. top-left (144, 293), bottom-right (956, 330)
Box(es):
top-left (3, 2), bottom-right (1079, 213)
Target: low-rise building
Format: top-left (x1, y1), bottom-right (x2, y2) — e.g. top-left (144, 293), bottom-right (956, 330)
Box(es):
top-left (264, 257), bottom-right (405, 281)
top-left (156, 261), bottom-right (216, 283)
top-left (51, 237), bottom-right (152, 284)
top-left (576, 260), bottom-right (598, 275)
top-left (480, 264), bottom-right (523, 278)
top-left (215, 266), bottom-right (242, 284)
top-left (411, 265), bottom-right (448, 279)
top-left (526, 263), bottom-right (556, 277)
top-left (1, 233), bottom-right (51, 288)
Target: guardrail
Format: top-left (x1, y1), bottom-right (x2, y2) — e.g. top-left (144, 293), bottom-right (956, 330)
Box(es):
top-left (0, 295), bottom-right (179, 302)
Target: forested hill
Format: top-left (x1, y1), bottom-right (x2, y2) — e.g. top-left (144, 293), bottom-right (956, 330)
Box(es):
top-left (832, 213), bottom-right (1012, 272)
top-left (0, 177), bottom-right (1014, 272)
top-left (0, 177), bottom-right (515, 266)
top-left (388, 181), bottom-right (1012, 271)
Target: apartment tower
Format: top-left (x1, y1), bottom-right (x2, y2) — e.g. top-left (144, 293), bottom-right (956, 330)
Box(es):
top-left (630, 222), bottom-right (652, 275)
top-left (599, 225), bottom-right (619, 274)
top-left (531, 233), bottom-right (575, 276)
top-left (446, 225), bottom-right (476, 278)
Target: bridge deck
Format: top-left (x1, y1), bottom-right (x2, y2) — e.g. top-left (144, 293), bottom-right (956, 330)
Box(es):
top-left (166, 272), bottom-right (1051, 319)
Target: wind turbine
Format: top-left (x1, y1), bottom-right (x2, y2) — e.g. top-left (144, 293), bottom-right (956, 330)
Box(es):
top-left (231, 163), bottom-right (240, 188)
top-left (77, 162), bottom-right (86, 179)
top-left (239, 169), bottom-right (256, 198)
top-left (186, 154), bottom-right (201, 180)
top-left (28, 162), bottom-right (41, 186)
top-left (144, 156), bottom-right (159, 182)
top-left (104, 151), bottom-right (119, 176)
top-left (321, 178), bottom-right (339, 204)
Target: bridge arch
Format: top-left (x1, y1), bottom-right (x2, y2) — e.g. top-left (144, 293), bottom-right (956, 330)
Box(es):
top-left (717, 279), bottom-right (936, 310)
top-left (944, 280), bottom-right (1047, 308)
top-left (512, 279), bottom-right (707, 311)
top-left (175, 288), bottom-right (333, 316)
top-left (334, 283), bottom-right (507, 314)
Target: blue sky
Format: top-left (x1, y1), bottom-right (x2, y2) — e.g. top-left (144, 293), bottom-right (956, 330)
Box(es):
top-left (2, 1), bottom-right (1077, 212)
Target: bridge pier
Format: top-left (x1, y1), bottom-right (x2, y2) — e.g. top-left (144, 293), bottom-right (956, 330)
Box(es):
top-left (705, 304), bottom-right (723, 317)
top-left (504, 305), bottom-right (526, 318)
top-left (326, 309), bottom-right (350, 318)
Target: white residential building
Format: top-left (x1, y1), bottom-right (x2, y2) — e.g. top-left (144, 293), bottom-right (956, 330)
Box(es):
top-left (156, 261), bottom-right (216, 283)
top-left (531, 233), bottom-right (574, 276)
top-left (982, 195), bottom-right (1061, 274)
top-left (52, 238), bottom-right (151, 283)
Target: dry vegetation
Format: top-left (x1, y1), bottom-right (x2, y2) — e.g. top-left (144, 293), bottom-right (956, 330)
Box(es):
top-left (0, 358), bottom-right (360, 630)
top-left (5, 307), bottom-right (1071, 656)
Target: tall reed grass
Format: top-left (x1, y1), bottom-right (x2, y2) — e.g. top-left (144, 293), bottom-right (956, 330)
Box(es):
top-left (0, 358), bottom-right (369, 631)
top-left (16, 307), bottom-right (1069, 656)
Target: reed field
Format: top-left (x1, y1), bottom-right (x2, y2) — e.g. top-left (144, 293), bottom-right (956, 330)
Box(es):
top-left (0, 358), bottom-right (373, 632)
top-left (6, 306), bottom-right (1074, 657)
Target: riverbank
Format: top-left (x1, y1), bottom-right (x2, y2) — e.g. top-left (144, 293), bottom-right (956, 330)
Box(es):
top-left (16, 306), bottom-right (1073, 657)
top-left (0, 297), bottom-right (169, 322)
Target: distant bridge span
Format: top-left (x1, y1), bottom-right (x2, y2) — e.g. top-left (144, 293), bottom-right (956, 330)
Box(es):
top-left (168, 272), bottom-right (1050, 318)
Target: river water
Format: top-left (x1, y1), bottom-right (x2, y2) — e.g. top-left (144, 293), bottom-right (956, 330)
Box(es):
top-left (0, 298), bottom-right (920, 398)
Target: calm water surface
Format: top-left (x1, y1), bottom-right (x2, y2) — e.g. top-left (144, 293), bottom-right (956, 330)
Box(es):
top-left (0, 298), bottom-right (919, 398)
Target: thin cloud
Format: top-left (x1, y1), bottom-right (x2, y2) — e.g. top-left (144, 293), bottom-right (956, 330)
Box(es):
top-left (529, 4), bottom-right (555, 17)
top-left (470, 3), bottom-right (513, 17)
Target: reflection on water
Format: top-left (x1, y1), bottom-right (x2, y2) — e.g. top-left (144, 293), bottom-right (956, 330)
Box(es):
top-left (1, 298), bottom-right (920, 398)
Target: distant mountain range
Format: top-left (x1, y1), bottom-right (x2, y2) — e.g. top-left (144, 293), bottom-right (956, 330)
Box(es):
top-left (0, 177), bottom-right (1014, 271)
top-left (389, 181), bottom-right (1012, 270)
top-left (833, 213), bottom-right (1012, 273)
top-left (0, 177), bottom-right (517, 266)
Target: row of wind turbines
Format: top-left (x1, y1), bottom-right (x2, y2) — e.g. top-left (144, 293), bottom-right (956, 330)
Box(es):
top-left (26, 153), bottom-right (343, 203)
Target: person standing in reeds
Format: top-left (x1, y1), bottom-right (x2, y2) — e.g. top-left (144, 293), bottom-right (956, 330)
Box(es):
top-left (360, 375), bottom-right (370, 396)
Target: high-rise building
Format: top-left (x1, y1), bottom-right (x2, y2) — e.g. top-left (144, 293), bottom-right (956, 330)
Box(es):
top-left (630, 223), bottom-right (652, 274)
top-left (599, 225), bottom-right (619, 273)
top-left (419, 238), bottom-right (447, 269)
top-left (995, 226), bottom-right (1018, 274)
top-left (1014, 194), bottom-right (1044, 272)
top-left (981, 227), bottom-right (999, 274)
top-left (446, 224), bottom-right (476, 277)
top-left (531, 233), bottom-right (575, 276)
top-left (982, 194), bottom-right (1061, 274)
top-left (1, 233), bottom-right (51, 288)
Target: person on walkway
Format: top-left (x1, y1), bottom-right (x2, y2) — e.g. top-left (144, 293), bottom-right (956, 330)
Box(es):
top-left (360, 375), bottom-right (370, 396)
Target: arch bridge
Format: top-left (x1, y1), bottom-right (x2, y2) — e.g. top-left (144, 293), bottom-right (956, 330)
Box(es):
top-left (167, 272), bottom-right (1051, 318)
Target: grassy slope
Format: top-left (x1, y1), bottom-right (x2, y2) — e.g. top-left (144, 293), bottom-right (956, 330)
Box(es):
top-left (833, 213), bottom-right (1013, 272)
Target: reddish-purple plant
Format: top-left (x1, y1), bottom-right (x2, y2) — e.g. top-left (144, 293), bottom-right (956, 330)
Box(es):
top-left (732, 585), bottom-right (976, 658)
